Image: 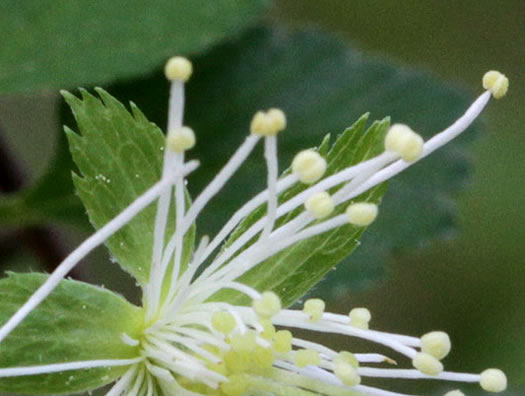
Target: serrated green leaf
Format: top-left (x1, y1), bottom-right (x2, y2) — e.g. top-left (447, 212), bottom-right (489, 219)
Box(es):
top-left (0, 0), bottom-right (269, 93)
top-left (63, 88), bottom-right (194, 285)
top-left (213, 115), bottom-right (389, 306)
top-left (106, 26), bottom-right (480, 298)
top-left (0, 273), bottom-right (142, 394)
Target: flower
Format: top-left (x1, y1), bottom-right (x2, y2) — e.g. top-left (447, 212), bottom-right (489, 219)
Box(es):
top-left (0, 59), bottom-right (509, 396)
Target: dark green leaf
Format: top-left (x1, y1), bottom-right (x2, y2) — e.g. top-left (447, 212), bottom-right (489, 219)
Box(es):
top-left (0, 273), bottom-right (142, 394)
top-left (63, 89), bottom-right (194, 285)
top-left (0, 0), bottom-right (269, 93)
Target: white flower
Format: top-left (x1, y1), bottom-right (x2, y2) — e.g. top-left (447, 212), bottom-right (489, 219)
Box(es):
top-left (0, 60), bottom-right (509, 396)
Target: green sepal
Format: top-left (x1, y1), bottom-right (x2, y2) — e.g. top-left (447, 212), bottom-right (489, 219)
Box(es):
top-left (0, 273), bottom-right (143, 394)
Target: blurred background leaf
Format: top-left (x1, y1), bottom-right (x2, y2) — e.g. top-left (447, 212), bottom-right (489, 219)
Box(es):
top-left (0, 0), bottom-right (269, 93)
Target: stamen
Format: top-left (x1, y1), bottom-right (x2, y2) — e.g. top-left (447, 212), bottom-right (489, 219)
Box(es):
top-left (292, 150), bottom-right (327, 184)
top-left (303, 298), bottom-right (326, 322)
top-left (164, 56), bottom-right (193, 83)
top-left (126, 366), bottom-right (146, 396)
top-left (191, 174), bottom-right (297, 283)
top-left (0, 358), bottom-right (142, 378)
top-left (346, 203), bottom-right (378, 227)
top-left (349, 307), bottom-right (372, 330)
top-left (444, 391), bottom-right (465, 396)
top-left (101, 365), bottom-right (138, 396)
top-left (166, 126), bottom-right (196, 153)
top-left (350, 90), bottom-right (492, 199)
top-left (304, 192), bottom-right (335, 220)
top-left (180, 135), bottom-right (260, 237)
top-left (420, 331), bottom-right (451, 360)
top-left (482, 70), bottom-right (509, 99)
top-left (480, 368), bottom-right (507, 392)
top-left (261, 135), bottom-right (279, 239)
top-left (354, 353), bottom-right (396, 364)
top-left (147, 58), bottom-right (191, 319)
top-left (384, 124), bottom-right (424, 162)
top-left (355, 384), bottom-right (417, 396)
top-left (166, 154), bottom-right (188, 304)
top-left (252, 291), bottom-right (281, 318)
top-left (412, 352), bottom-right (444, 376)
top-left (121, 332), bottom-right (140, 346)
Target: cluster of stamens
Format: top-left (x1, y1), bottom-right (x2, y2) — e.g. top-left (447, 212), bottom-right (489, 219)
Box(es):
top-left (0, 56), bottom-right (509, 396)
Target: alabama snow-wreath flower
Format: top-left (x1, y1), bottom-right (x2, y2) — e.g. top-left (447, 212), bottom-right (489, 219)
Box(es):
top-left (0, 58), bottom-right (510, 396)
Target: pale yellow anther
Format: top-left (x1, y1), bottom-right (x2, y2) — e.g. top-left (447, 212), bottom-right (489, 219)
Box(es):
top-left (211, 311), bottom-right (236, 335)
top-left (483, 71), bottom-right (509, 99)
top-left (384, 124), bottom-right (424, 162)
top-left (250, 109), bottom-right (286, 136)
top-left (304, 192), bottom-right (335, 219)
top-left (303, 298), bottom-right (325, 322)
top-left (253, 291), bottom-right (281, 318)
top-left (230, 330), bottom-right (257, 352)
top-left (480, 368), bottom-right (507, 393)
top-left (349, 307), bottom-right (372, 329)
top-left (346, 203), bottom-right (378, 227)
top-left (334, 351), bottom-right (359, 368)
top-left (444, 390), bottom-right (465, 396)
top-left (260, 319), bottom-right (276, 340)
top-left (412, 352), bottom-right (444, 376)
top-left (166, 126), bottom-right (196, 153)
top-left (294, 349), bottom-right (321, 368)
top-left (421, 331), bottom-right (451, 360)
top-left (291, 150), bottom-right (327, 184)
top-left (273, 330), bottom-right (293, 353)
top-left (267, 108), bottom-right (287, 133)
top-left (251, 111), bottom-right (271, 136)
top-left (164, 56), bottom-right (193, 82)
top-left (334, 362), bottom-right (361, 386)
top-left (221, 374), bottom-right (249, 396)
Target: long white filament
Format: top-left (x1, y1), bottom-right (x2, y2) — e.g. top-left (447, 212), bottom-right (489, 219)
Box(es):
top-left (105, 365), bottom-right (139, 396)
top-left (0, 358), bottom-right (142, 378)
top-left (0, 161), bottom-right (198, 346)
top-left (261, 136), bottom-right (279, 239)
top-left (157, 135), bottom-right (260, 294)
top-left (165, 154), bottom-right (187, 307)
top-left (146, 80), bottom-right (186, 320)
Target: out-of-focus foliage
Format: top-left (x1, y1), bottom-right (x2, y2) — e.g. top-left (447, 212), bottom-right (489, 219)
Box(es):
top-left (0, 0), bottom-right (269, 93)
